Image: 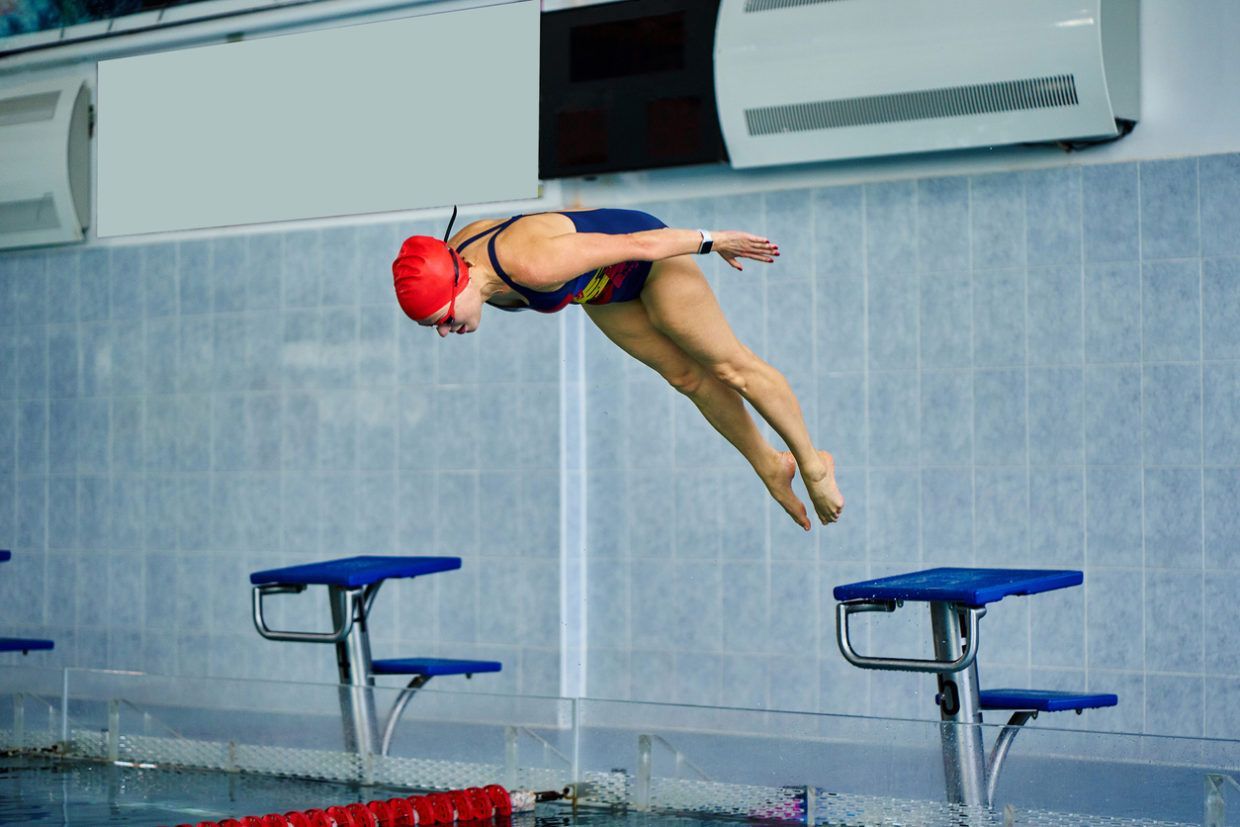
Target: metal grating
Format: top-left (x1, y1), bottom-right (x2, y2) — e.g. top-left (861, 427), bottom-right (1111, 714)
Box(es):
top-left (743, 0), bottom-right (849, 12)
top-left (745, 74), bottom-right (1080, 136)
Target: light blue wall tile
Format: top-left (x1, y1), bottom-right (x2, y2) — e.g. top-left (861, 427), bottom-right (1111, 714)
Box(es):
top-left (974, 369), bottom-right (1026, 466)
top-left (320, 307), bottom-right (358, 390)
top-left (766, 273), bottom-right (815, 388)
top-left (867, 371), bottom-right (918, 465)
top-left (971, 172), bottom-right (1025, 269)
top-left (47, 327), bottom-right (78, 399)
top-left (1204, 573), bottom-right (1240, 674)
top-left (144, 477), bottom-right (178, 551)
top-left (111, 478), bottom-right (144, 551)
top-left (356, 387), bottom-right (397, 472)
top-left (46, 477), bottom-right (77, 551)
top-left (142, 244), bottom-right (177, 318)
top-left (320, 227), bottom-right (359, 308)
top-left (1025, 167), bottom-right (1081, 266)
top-left (112, 397), bottom-right (144, 474)
top-left (356, 224), bottom-right (397, 308)
top-left (1028, 367), bottom-right (1082, 465)
top-left (675, 471), bottom-right (721, 561)
top-left (13, 254), bottom-right (47, 326)
top-left (721, 562), bottom-right (767, 653)
top-left (1029, 467), bottom-right (1084, 568)
top-left (919, 268), bottom-right (971, 368)
top-left (144, 318), bottom-right (177, 394)
top-left (16, 476), bottom-right (45, 550)
top-left (1086, 466), bottom-right (1140, 570)
top-left (46, 251), bottom-right (80, 325)
top-left (1203, 257), bottom-right (1240, 359)
top-left (1030, 586), bottom-right (1084, 668)
top-left (973, 269), bottom-right (1025, 366)
top-left (77, 248), bottom-right (110, 324)
top-left (1143, 364), bottom-right (1202, 466)
top-left (1144, 467), bottom-right (1202, 570)
top-left (209, 237), bottom-right (246, 314)
top-left (628, 468), bottom-right (674, 560)
top-left (175, 476), bottom-right (210, 552)
top-left (1083, 262), bottom-right (1141, 363)
top-left (1083, 366), bottom-right (1140, 465)
top-left (974, 467), bottom-right (1027, 566)
top-left (16, 326), bottom-right (46, 399)
top-left (320, 471), bottom-right (360, 553)
top-left (917, 177), bottom-right (969, 272)
top-left (867, 270), bottom-right (917, 370)
top-left (110, 247), bottom-right (144, 322)
top-left (77, 397), bottom-right (109, 474)
top-left (1204, 469), bottom-right (1240, 570)
top-left (768, 562), bottom-right (815, 654)
top-left (816, 268), bottom-right (866, 372)
top-left (177, 316), bottom-right (213, 394)
top-left (672, 560), bottom-right (722, 650)
top-left (280, 229), bottom-right (321, 310)
top-left (1142, 259), bottom-right (1201, 361)
top-left (765, 188), bottom-right (811, 272)
top-left (435, 386), bottom-right (479, 470)
top-left (0, 259), bottom-right (12, 327)
top-left (112, 322), bottom-right (144, 396)
top-left (0, 402), bottom-right (12, 473)
top-left (629, 649), bottom-right (675, 704)
top-left (867, 468), bottom-right (919, 564)
top-left (17, 400), bottom-right (46, 475)
top-left (1145, 570), bottom-right (1203, 674)
top-left (674, 651), bottom-right (723, 708)
top-left (587, 559), bottom-right (628, 650)
top-left (1145, 674), bottom-right (1203, 737)
top-left (281, 392), bottom-right (318, 471)
top-left (1027, 265), bottom-right (1083, 366)
top-left (767, 654), bottom-right (818, 713)
top-left (1083, 163), bottom-right (1139, 263)
top-left (865, 181), bottom-right (917, 275)
top-left (920, 370), bottom-right (971, 466)
top-left (717, 268), bottom-right (766, 360)
top-left (211, 395), bottom-right (245, 473)
top-left (245, 234), bottom-right (282, 311)
top-left (920, 468), bottom-right (972, 566)
top-left (630, 557), bottom-right (676, 649)
top-left (0, 329), bottom-right (14, 400)
top-left (1141, 158), bottom-right (1199, 260)
top-left (1086, 568), bottom-right (1143, 670)
top-left (176, 241), bottom-right (209, 316)
top-left (1204, 362), bottom-right (1240, 464)
top-left (814, 185), bottom-right (864, 276)
top-left (358, 305), bottom-right (397, 383)
top-left (1200, 153), bottom-right (1240, 257)
top-left (77, 475), bottom-right (109, 551)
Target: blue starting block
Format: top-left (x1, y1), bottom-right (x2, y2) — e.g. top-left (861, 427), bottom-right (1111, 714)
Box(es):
top-left (834, 567), bottom-right (1117, 810)
top-left (0, 550), bottom-right (54, 657)
top-left (250, 555), bottom-right (501, 756)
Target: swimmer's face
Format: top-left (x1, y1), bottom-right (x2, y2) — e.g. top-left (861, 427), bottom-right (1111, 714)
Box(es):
top-left (418, 274), bottom-right (482, 337)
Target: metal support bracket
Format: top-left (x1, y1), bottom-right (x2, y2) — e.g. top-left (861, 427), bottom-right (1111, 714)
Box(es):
top-left (985, 709), bottom-right (1037, 808)
top-left (836, 599), bottom-right (985, 673)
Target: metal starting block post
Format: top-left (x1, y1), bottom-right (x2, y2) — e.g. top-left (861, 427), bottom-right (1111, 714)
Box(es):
top-left (834, 567), bottom-right (1118, 810)
top-left (250, 556), bottom-right (502, 757)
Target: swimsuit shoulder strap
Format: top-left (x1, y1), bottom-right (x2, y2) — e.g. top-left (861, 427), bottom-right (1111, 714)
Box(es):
top-left (484, 215), bottom-right (529, 294)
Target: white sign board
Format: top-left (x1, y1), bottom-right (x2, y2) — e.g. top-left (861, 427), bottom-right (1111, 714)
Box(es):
top-left (97, 1), bottom-right (538, 236)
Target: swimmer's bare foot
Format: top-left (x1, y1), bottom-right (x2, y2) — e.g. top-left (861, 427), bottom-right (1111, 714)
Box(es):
top-left (802, 450), bottom-right (844, 525)
top-left (760, 451), bottom-right (811, 531)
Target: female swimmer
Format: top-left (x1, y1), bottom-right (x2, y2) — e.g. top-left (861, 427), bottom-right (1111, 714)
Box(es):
top-left (392, 207), bottom-right (844, 529)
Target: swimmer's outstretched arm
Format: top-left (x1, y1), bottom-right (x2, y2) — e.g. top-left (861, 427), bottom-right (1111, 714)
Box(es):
top-left (506, 229), bottom-right (779, 286)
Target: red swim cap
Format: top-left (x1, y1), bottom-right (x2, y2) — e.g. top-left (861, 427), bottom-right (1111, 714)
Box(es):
top-left (392, 235), bottom-right (471, 322)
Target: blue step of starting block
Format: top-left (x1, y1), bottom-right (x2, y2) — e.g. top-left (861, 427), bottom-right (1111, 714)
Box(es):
top-left (980, 689), bottom-right (1119, 713)
top-left (0, 638), bottom-right (54, 654)
top-left (833, 567), bottom-right (1083, 608)
top-left (250, 555), bottom-right (461, 588)
top-left (0, 550), bottom-right (10, 563)
top-left (372, 658), bottom-right (502, 678)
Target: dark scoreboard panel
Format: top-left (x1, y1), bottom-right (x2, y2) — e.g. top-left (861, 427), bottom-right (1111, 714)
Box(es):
top-left (539, 0), bottom-right (727, 179)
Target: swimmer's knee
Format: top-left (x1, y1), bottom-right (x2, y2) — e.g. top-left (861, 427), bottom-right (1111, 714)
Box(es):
top-left (664, 363), bottom-right (707, 397)
top-left (710, 347), bottom-right (760, 393)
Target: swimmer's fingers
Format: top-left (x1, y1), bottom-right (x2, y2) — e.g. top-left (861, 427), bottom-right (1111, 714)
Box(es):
top-left (713, 231), bottom-right (780, 264)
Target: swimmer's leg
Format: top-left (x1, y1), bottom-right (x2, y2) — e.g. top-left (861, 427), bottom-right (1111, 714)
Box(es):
top-left (641, 256), bottom-right (843, 526)
top-left (583, 300), bottom-right (812, 531)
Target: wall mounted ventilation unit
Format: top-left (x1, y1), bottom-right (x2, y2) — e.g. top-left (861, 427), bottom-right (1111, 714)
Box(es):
top-left (0, 77), bottom-right (91, 249)
top-left (714, 0), bottom-right (1140, 168)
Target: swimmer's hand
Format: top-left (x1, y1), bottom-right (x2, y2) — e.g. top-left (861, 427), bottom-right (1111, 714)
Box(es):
top-left (713, 231), bottom-right (779, 271)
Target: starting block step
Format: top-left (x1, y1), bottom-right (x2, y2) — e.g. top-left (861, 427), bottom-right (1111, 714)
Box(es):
top-left (979, 688), bottom-right (1118, 712)
top-left (0, 550), bottom-right (10, 563)
top-left (833, 567), bottom-right (1084, 608)
top-left (372, 657), bottom-right (503, 677)
top-left (250, 555), bottom-right (461, 588)
top-left (0, 638), bottom-right (54, 653)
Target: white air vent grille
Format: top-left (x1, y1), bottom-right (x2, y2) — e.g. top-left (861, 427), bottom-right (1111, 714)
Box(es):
top-left (743, 0), bottom-right (848, 12)
top-left (745, 74), bottom-right (1080, 136)
top-left (0, 92), bottom-right (60, 126)
top-left (0, 195), bottom-right (61, 233)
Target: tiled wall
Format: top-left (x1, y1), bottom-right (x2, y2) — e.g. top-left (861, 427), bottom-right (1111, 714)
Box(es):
top-left (583, 155), bottom-right (1240, 740)
top-left (0, 217), bottom-right (563, 696)
top-left (3, 153), bottom-right (1239, 742)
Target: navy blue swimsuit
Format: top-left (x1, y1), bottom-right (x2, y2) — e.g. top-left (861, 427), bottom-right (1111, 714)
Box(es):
top-left (453, 208), bottom-right (667, 314)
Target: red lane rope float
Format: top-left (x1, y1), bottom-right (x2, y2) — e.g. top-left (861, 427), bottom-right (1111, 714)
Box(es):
top-left (169, 784), bottom-right (566, 827)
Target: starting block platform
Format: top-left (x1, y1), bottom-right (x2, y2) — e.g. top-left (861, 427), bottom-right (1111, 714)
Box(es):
top-left (834, 567), bottom-right (1117, 810)
top-left (250, 555), bottom-right (502, 756)
top-left (0, 550), bottom-right (54, 657)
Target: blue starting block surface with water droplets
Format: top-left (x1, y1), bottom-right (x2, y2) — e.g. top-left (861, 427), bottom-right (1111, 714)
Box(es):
top-left (250, 555), bottom-right (461, 588)
top-left (832, 567), bottom-right (1083, 607)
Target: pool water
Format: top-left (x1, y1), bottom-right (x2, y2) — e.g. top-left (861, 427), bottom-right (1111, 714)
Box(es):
top-left (0, 756), bottom-right (733, 827)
